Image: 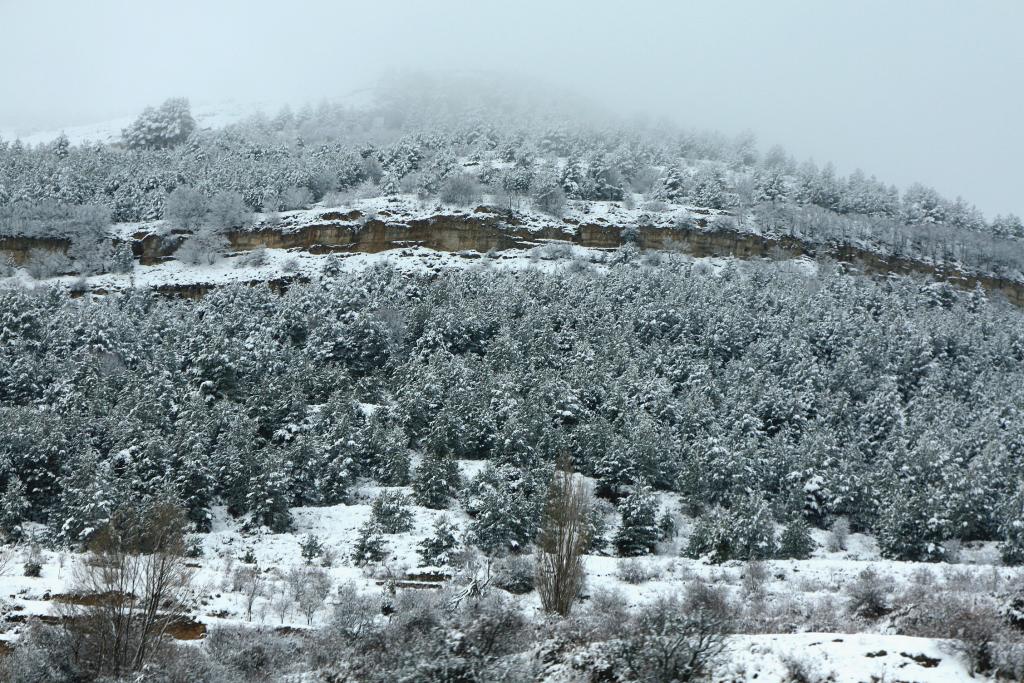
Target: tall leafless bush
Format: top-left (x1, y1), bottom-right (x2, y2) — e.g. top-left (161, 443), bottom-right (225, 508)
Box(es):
top-left (58, 497), bottom-right (195, 679)
top-left (536, 464), bottom-right (590, 616)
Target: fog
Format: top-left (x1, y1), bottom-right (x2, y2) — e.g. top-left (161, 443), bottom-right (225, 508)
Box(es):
top-left (1, 0), bottom-right (1021, 216)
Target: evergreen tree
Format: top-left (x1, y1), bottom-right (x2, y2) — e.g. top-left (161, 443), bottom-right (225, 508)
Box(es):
top-left (244, 450), bottom-right (293, 533)
top-left (876, 492), bottom-right (947, 562)
top-left (53, 450), bottom-right (116, 547)
top-left (733, 493), bottom-right (778, 560)
top-left (351, 520), bottom-right (388, 566)
top-left (613, 483), bottom-right (660, 557)
top-left (417, 516), bottom-right (460, 566)
top-left (412, 452), bottom-right (461, 509)
top-left (0, 476), bottom-right (28, 542)
top-left (370, 490), bottom-right (414, 533)
top-left (999, 488), bottom-right (1024, 566)
top-left (656, 165), bottom-right (685, 202)
top-left (122, 97), bottom-right (196, 150)
top-left (464, 464), bottom-right (543, 555)
top-left (685, 512), bottom-right (735, 564)
top-left (777, 515), bottom-right (815, 559)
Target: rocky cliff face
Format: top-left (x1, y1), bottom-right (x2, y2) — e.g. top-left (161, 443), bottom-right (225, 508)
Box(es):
top-left (4, 208), bottom-right (1024, 306)
top-left (0, 235), bottom-right (70, 264)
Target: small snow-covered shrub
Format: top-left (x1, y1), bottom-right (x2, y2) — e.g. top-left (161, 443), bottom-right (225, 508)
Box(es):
top-left (826, 516), bottom-right (850, 552)
top-left (0, 254), bottom-right (15, 277)
top-left (537, 242), bottom-right (573, 260)
top-left (641, 250), bottom-right (664, 268)
top-left (616, 558), bottom-right (662, 584)
top-left (207, 190), bottom-right (253, 230)
top-left (531, 172), bottom-right (566, 216)
top-left (439, 174), bottom-right (482, 206)
top-left (321, 253), bottom-right (344, 278)
top-left (846, 566), bottom-right (893, 619)
top-left (281, 256), bottom-right (300, 273)
top-left (204, 626), bottom-right (297, 681)
top-left (109, 242), bottom-right (134, 273)
top-left (371, 490), bottom-right (414, 533)
top-left (163, 186), bottom-right (207, 230)
top-left (282, 185), bottom-right (314, 210)
top-left (175, 228), bottom-right (229, 265)
top-left (641, 199), bottom-right (668, 213)
top-left (493, 554), bottom-right (535, 595)
top-left (235, 246), bottom-right (268, 268)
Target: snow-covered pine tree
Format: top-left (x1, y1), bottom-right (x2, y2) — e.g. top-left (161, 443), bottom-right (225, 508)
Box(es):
top-left (122, 97), bottom-right (196, 150)
top-left (777, 515), bottom-right (815, 559)
top-left (351, 520), bottom-right (388, 566)
top-left (613, 483), bottom-right (660, 557)
top-left (875, 491), bottom-right (947, 562)
top-left (412, 452), bottom-right (461, 509)
top-left (417, 516), bottom-right (460, 566)
top-left (370, 490), bottom-right (414, 533)
top-left (0, 476), bottom-right (29, 542)
top-left (999, 488), bottom-right (1024, 566)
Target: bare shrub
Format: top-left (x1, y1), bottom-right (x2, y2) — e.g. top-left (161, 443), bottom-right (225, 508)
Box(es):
top-left (826, 516), bottom-right (849, 552)
top-left (535, 466), bottom-right (590, 616)
top-left (741, 560), bottom-right (769, 597)
top-left (948, 600), bottom-right (1006, 676)
top-left (586, 587), bottom-right (631, 641)
top-left (846, 566), bottom-right (893, 619)
top-left (292, 566), bottom-right (332, 625)
top-left (617, 595), bottom-right (726, 682)
top-left (616, 558), bottom-right (663, 584)
top-left (233, 565), bottom-right (266, 622)
top-left (175, 228), bottom-right (229, 265)
top-left (281, 256), bottom-right (300, 273)
top-left (207, 190), bottom-right (253, 230)
top-left (683, 579), bottom-right (734, 626)
top-left (58, 497), bottom-right (195, 679)
top-left (25, 248), bottom-right (73, 279)
top-left (493, 554), bottom-right (535, 595)
top-left (0, 620), bottom-right (80, 682)
top-left (235, 246), bottom-right (268, 269)
top-left (163, 186), bottom-right (207, 230)
top-left (439, 174), bottom-right (482, 206)
top-left (204, 626), bottom-right (298, 681)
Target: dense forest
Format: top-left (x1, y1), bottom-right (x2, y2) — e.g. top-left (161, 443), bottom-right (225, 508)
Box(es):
top-left (3, 259), bottom-right (1024, 565)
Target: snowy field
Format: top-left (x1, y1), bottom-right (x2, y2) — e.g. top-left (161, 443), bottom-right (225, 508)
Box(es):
top-left (0, 478), bottom-right (1013, 681)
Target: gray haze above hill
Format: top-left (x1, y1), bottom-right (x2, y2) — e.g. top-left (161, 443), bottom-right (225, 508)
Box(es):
top-left (1, 0), bottom-right (1021, 217)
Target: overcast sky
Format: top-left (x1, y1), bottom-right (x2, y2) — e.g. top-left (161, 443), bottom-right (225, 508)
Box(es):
top-left (1, 0), bottom-right (1021, 216)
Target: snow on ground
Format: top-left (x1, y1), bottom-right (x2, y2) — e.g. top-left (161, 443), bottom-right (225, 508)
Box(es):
top-left (718, 632), bottom-right (974, 682)
top-left (0, 240), bottom-right (754, 296)
top-left (0, 489), bottom-right (1017, 680)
